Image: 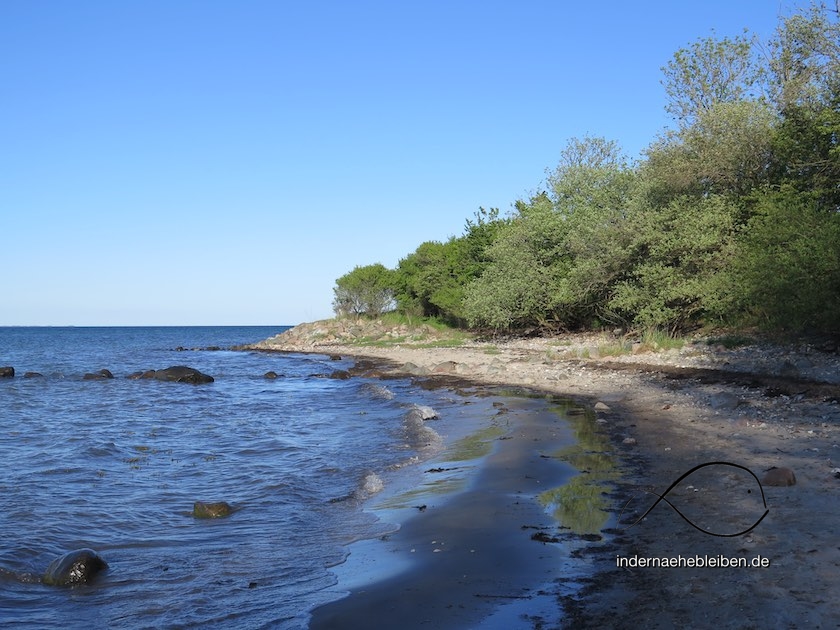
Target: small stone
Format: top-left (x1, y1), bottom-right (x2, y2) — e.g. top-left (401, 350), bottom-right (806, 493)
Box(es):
top-left (622, 437), bottom-right (637, 445)
top-left (762, 467), bottom-right (796, 487)
top-left (193, 501), bottom-right (234, 518)
top-left (594, 402), bottom-right (611, 412)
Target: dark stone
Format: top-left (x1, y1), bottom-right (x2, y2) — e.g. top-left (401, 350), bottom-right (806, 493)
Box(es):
top-left (328, 370), bottom-right (351, 380)
top-left (0, 366), bottom-right (14, 378)
top-left (23, 371), bottom-right (44, 379)
top-left (531, 532), bottom-right (560, 543)
top-left (348, 360), bottom-right (377, 375)
top-left (127, 370), bottom-right (157, 380)
top-left (193, 501), bottom-right (233, 518)
top-left (204, 346), bottom-right (221, 351)
top-left (329, 354), bottom-right (342, 361)
top-left (152, 366), bottom-right (214, 384)
top-left (83, 369), bottom-right (114, 380)
top-left (42, 549), bottom-right (108, 586)
top-left (762, 466), bottom-right (796, 487)
top-left (264, 371), bottom-right (281, 379)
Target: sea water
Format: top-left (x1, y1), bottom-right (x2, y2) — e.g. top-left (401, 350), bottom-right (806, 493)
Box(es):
top-left (0, 326), bottom-right (517, 628)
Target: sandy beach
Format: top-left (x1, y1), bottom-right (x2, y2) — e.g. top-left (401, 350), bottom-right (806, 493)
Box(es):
top-left (247, 321), bottom-right (840, 628)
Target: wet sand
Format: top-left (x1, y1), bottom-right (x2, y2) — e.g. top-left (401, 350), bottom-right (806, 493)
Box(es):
top-left (311, 394), bottom-right (587, 629)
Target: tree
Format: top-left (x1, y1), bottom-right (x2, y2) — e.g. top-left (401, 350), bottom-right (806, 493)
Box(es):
top-left (644, 100), bottom-right (777, 201)
top-left (718, 188), bottom-right (840, 334)
top-left (661, 30), bottom-right (764, 126)
top-left (392, 208), bottom-right (504, 324)
top-left (463, 193), bottom-right (572, 331)
top-left (767, 4), bottom-right (840, 111)
top-left (332, 264), bottom-right (395, 317)
top-left (609, 194), bottom-right (740, 332)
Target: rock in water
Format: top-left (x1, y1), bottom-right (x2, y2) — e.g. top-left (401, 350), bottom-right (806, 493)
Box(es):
top-left (152, 366), bottom-right (214, 384)
top-left (193, 501), bottom-right (233, 518)
top-left (42, 549), bottom-right (108, 586)
top-left (0, 366), bottom-right (15, 378)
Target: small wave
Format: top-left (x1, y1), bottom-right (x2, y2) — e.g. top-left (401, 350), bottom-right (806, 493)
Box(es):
top-left (357, 472), bottom-right (385, 498)
top-left (360, 383), bottom-right (395, 400)
top-left (407, 404), bottom-right (438, 421)
top-left (403, 406), bottom-right (442, 451)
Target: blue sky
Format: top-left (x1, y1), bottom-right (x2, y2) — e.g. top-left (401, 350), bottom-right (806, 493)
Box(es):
top-left (1, 1), bottom-right (809, 326)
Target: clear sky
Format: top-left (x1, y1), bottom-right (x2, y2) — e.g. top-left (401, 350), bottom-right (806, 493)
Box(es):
top-left (0, 1), bottom-right (810, 326)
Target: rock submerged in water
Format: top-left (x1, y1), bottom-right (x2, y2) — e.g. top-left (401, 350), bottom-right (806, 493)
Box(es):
top-left (0, 366), bottom-right (15, 378)
top-left (127, 366), bottom-right (214, 384)
top-left (42, 548), bottom-right (108, 586)
top-left (193, 501), bottom-right (233, 518)
top-left (83, 369), bottom-right (114, 380)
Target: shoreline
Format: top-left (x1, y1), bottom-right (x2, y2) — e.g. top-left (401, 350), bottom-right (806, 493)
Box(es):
top-left (310, 387), bottom-right (594, 629)
top-left (247, 323), bottom-right (840, 627)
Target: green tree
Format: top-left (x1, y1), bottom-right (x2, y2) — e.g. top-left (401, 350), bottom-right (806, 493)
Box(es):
top-left (609, 194), bottom-right (740, 332)
top-left (393, 208), bottom-right (504, 324)
top-left (767, 4), bottom-right (840, 111)
top-left (719, 188), bottom-right (840, 334)
top-left (332, 263), bottom-right (395, 317)
top-left (661, 30), bottom-right (764, 126)
top-left (463, 193), bottom-right (573, 331)
top-left (644, 100), bottom-right (777, 202)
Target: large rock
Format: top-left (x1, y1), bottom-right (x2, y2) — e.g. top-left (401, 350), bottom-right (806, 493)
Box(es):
top-left (0, 366), bottom-right (14, 378)
top-left (83, 369), bottom-right (114, 380)
top-left (42, 548), bottom-right (108, 586)
top-left (133, 366), bottom-right (214, 384)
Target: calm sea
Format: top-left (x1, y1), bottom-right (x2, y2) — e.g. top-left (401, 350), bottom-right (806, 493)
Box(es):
top-left (0, 326), bottom-right (589, 628)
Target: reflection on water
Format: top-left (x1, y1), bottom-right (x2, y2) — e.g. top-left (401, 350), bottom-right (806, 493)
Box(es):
top-left (443, 423), bottom-right (506, 461)
top-left (539, 401), bottom-right (618, 535)
top-left (374, 420), bottom-right (506, 510)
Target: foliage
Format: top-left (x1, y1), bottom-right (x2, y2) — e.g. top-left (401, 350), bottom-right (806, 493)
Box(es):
top-left (609, 194), bottom-right (740, 331)
top-left (332, 263), bottom-right (395, 318)
top-left (661, 30), bottom-right (764, 126)
top-left (644, 100), bottom-right (777, 201)
top-left (393, 207), bottom-right (503, 325)
top-left (334, 3), bottom-right (840, 338)
top-left (720, 189), bottom-right (840, 333)
top-left (463, 193), bottom-right (573, 331)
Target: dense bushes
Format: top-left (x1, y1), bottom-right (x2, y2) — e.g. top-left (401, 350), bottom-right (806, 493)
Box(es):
top-left (334, 5), bottom-right (840, 337)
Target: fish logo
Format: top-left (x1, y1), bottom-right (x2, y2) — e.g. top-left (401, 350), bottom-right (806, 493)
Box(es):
top-left (620, 461), bottom-right (769, 537)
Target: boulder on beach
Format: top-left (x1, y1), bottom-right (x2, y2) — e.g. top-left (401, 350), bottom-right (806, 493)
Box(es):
top-left (0, 366), bottom-right (15, 378)
top-left (42, 548), bottom-right (108, 586)
top-left (193, 501), bottom-right (233, 519)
